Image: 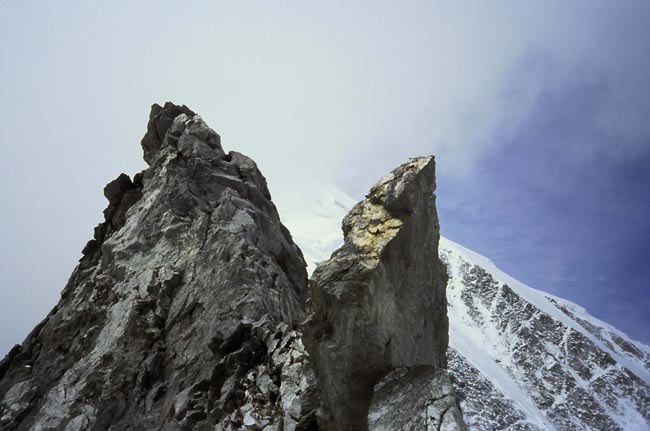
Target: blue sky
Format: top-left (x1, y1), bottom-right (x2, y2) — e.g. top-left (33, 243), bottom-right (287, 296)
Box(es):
top-left (438, 95), bottom-right (650, 344)
top-left (442, 41), bottom-right (650, 343)
top-left (0, 1), bottom-right (648, 354)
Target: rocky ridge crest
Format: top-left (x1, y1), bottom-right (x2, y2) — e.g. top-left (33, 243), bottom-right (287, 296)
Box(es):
top-left (0, 103), bottom-right (316, 431)
top-left (0, 103), bottom-right (464, 431)
top-left (304, 157), bottom-right (464, 431)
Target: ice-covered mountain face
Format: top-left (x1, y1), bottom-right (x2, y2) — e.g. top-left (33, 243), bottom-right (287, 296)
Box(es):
top-left (442, 239), bottom-right (650, 431)
top-left (274, 181), bottom-right (650, 431)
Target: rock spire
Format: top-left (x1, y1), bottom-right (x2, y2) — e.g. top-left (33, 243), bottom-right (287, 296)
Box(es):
top-left (304, 157), bottom-right (464, 430)
top-left (0, 103), bottom-right (317, 430)
top-left (0, 104), bottom-right (464, 431)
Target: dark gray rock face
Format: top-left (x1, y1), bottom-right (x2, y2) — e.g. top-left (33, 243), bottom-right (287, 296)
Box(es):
top-left (368, 366), bottom-right (465, 431)
top-left (304, 157), bottom-right (461, 431)
top-left (0, 103), bottom-right (316, 430)
top-left (0, 105), bottom-right (465, 431)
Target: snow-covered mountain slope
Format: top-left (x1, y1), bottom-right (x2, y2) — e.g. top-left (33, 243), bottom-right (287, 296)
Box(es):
top-left (442, 238), bottom-right (650, 431)
top-left (274, 180), bottom-right (650, 431)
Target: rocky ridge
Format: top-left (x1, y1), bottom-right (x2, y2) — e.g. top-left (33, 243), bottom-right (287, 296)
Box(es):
top-left (0, 104), bottom-right (464, 431)
top-left (304, 158), bottom-right (464, 431)
top-left (274, 181), bottom-right (650, 431)
top-left (0, 103), bottom-right (316, 430)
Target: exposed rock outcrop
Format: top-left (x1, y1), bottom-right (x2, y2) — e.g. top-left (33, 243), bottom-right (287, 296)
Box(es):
top-left (0, 104), bottom-right (466, 431)
top-left (304, 157), bottom-right (463, 430)
top-left (368, 366), bottom-right (465, 431)
top-left (0, 103), bottom-right (316, 430)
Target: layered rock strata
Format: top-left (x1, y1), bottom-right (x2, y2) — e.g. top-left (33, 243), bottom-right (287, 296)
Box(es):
top-left (304, 157), bottom-right (464, 430)
top-left (0, 103), bottom-right (316, 430)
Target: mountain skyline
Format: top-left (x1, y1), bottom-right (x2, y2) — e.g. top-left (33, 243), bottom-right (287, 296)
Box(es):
top-left (276, 180), bottom-right (650, 430)
top-left (1, 99), bottom-right (647, 429)
top-left (1, 1), bottom-right (649, 354)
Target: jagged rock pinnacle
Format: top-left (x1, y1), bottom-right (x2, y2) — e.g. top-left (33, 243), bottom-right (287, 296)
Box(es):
top-left (0, 103), bottom-right (467, 431)
top-left (304, 157), bottom-right (463, 430)
top-left (0, 102), bottom-right (316, 430)
top-left (140, 102), bottom-right (197, 165)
